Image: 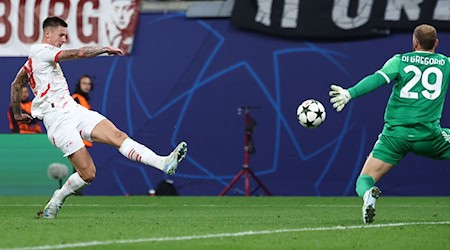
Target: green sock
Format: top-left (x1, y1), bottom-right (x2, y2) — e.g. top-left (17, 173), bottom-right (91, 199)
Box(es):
top-left (355, 174), bottom-right (375, 198)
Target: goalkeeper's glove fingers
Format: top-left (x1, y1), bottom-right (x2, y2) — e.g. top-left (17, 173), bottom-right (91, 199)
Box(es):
top-left (329, 84), bottom-right (351, 112)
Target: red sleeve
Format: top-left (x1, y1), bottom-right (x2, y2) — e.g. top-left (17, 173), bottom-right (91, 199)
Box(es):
top-left (54, 51), bottom-right (62, 62)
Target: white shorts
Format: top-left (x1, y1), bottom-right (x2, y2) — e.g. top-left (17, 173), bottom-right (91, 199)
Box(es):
top-left (43, 104), bottom-right (106, 157)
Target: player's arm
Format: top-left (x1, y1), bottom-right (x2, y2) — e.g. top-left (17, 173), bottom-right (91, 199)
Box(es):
top-left (347, 73), bottom-right (389, 98)
top-left (328, 74), bottom-right (388, 112)
top-left (57, 46), bottom-right (123, 61)
top-left (329, 74), bottom-right (389, 112)
top-left (329, 55), bottom-right (400, 112)
top-left (10, 67), bottom-right (32, 122)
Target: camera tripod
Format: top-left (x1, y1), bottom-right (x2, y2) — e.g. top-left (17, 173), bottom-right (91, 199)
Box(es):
top-left (219, 106), bottom-right (272, 196)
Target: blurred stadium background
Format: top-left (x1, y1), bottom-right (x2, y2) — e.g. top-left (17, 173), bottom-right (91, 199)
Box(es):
top-left (1, 0), bottom-right (449, 197)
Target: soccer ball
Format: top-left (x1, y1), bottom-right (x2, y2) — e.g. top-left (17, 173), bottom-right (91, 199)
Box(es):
top-left (296, 99), bottom-right (326, 128)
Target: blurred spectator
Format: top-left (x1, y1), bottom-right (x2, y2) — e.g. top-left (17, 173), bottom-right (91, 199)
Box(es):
top-left (7, 86), bottom-right (43, 134)
top-left (72, 75), bottom-right (94, 148)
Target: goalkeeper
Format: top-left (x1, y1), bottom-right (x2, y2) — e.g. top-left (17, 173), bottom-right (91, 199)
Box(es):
top-left (329, 24), bottom-right (450, 224)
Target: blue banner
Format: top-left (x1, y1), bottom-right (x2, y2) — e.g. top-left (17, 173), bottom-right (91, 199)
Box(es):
top-left (2, 13), bottom-right (449, 196)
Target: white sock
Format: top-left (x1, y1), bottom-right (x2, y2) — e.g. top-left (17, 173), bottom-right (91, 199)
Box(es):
top-left (119, 137), bottom-right (165, 170)
top-left (55, 172), bottom-right (87, 204)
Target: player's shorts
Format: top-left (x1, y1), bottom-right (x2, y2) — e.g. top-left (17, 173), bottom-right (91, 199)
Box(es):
top-left (372, 128), bottom-right (450, 165)
top-left (43, 104), bottom-right (106, 157)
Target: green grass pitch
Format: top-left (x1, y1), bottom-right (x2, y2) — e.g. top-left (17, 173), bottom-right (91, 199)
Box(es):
top-left (0, 196), bottom-right (449, 249)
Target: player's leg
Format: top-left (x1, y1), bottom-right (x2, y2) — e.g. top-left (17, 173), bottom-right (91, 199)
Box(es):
top-left (356, 155), bottom-right (394, 196)
top-left (89, 118), bottom-right (187, 174)
top-left (61, 147), bottom-right (95, 198)
top-left (355, 155), bottom-right (393, 224)
top-left (43, 148), bottom-right (93, 219)
top-left (412, 127), bottom-right (450, 160)
top-left (356, 134), bottom-right (407, 224)
top-left (42, 116), bottom-right (92, 218)
top-left (356, 134), bottom-right (400, 198)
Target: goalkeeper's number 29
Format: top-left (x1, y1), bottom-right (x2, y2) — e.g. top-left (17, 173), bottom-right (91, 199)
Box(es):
top-left (400, 65), bottom-right (443, 100)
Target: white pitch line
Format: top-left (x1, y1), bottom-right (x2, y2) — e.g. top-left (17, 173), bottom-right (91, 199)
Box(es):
top-left (1, 221), bottom-right (449, 250)
top-left (1, 204), bottom-right (358, 208)
top-left (1, 204), bottom-right (450, 208)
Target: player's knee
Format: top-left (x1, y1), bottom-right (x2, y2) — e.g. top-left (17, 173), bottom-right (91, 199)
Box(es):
top-left (77, 163), bottom-right (96, 183)
top-left (112, 130), bottom-right (128, 147)
top-left (79, 171), bottom-right (96, 183)
top-left (86, 172), bottom-right (96, 183)
top-left (114, 130), bottom-right (127, 140)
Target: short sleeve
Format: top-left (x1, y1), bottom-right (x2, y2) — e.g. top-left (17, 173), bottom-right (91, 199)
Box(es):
top-left (377, 54), bottom-right (401, 83)
top-left (37, 45), bottom-right (63, 63)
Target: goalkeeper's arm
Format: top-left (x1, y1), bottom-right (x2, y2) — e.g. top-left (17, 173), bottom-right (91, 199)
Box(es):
top-left (329, 72), bottom-right (389, 112)
top-left (348, 72), bottom-right (389, 99)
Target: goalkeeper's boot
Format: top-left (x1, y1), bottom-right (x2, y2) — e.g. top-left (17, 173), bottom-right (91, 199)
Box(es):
top-left (163, 141), bottom-right (188, 175)
top-left (43, 189), bottom-right (62, 219)
top-left (362, 186), bottom-right (381, 224)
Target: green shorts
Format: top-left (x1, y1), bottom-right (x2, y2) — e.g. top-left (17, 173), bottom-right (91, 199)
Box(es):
top-left (372, 128), bottom-right (450, 165)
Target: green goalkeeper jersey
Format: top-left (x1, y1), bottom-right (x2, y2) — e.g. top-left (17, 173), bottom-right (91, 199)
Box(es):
top-left (349, 51), bottom-right (450, 140)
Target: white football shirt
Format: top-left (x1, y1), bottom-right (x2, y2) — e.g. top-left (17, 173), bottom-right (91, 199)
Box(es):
top-left (23, 43), bottom-right (76, 119)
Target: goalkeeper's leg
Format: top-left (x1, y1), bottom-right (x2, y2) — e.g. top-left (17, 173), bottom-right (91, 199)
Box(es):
top-left (356, 154), bottom-right (394, 224)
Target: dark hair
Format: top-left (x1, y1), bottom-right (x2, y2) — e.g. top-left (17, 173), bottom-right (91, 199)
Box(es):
top-left (43, 16), bottom-right (68, 30)
top-left (74, 75), bottom-right (94, 101)
top-left (413, 24), bottom-right (437, 50)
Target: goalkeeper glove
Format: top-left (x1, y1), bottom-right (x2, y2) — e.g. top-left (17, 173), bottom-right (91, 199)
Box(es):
top-left (329, 85), bottom-right (351, 112)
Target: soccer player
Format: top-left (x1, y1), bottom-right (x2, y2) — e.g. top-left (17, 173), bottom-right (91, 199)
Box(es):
top-left (10, 16), bottom-right (188, 219)
top-left (329, 24), bottom-right (450, 224)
